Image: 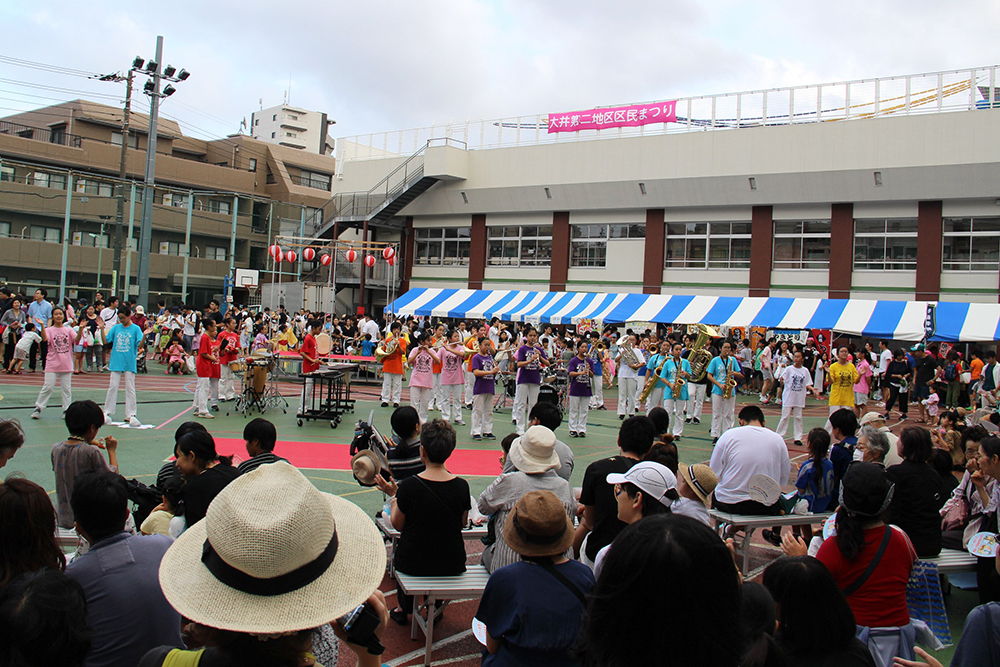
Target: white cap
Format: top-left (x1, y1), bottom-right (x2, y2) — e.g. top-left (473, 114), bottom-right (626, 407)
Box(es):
top-left (606, 462), bottom-right (677, 508)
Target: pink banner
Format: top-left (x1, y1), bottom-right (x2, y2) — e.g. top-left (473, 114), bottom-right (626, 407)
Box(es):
top-left (547, 101), bottom-right (678, 133)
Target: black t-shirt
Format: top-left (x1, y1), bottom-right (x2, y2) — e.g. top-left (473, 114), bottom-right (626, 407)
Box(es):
top-left (580, 456), bottom-right (637, 560)
top-left (208, 311), bottom-right (223, 326)
top-left (394, 475), bottom-right (471, 576)
top-left (181, 464), bottom-right (241, 526)
top-left (342, 323), bottom-right (358, 341)
top-left (915, 355), bottom-right (938, 385)
top-left (802, 348), bottom-right (816, 372)
top-left (885, 360), bottom-right (912, 387)
top-left (886, 460), bottom-right (942, 558)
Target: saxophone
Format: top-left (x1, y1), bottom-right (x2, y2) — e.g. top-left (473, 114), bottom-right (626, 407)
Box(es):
top-left (722, 359), bottom-right (737, 399)
top-left (639, 349), bottom-right (667, 403)
top-left (672, 368), bottom-right (688, 399)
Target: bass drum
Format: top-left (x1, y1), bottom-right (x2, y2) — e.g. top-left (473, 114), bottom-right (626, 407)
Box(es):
top-left (537, 383), bottom-right (560, 406)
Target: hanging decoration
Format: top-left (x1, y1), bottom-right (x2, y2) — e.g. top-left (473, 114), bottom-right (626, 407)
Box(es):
top-left (302, 247), bottom-right (316, 262)
top-left (345, 248), bottom-right (357, 263)
top-left (387, 257), bottom-right (396, 266)
top-left (319, 253), bottom-right (332, 266)
top-left (274, 251), bottom-right (283, 263)
top-left (382, 246), bottom-right (396, 261)
top-left (285, 250), bottom-right (297, 263)
top-left (364, 255), bottom-right (376, 268)
top-left (269, 244), bottom-right (282, 259)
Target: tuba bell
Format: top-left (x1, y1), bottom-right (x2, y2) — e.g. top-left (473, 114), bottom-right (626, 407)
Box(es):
top-left (687, 323), bottom-right (719, 382)
top-left (374, 336), bottom-right (398, 361)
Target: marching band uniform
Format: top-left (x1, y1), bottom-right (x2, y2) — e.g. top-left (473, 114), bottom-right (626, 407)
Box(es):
top-left (379, 334), bottom-right (406, 406)
top-left (707, 353), bottom-right (741, 439)
top-left (662, 355), bottom-right (693, 438)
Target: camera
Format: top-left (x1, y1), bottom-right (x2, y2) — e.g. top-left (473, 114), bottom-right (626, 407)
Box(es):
top-left (337, 601), bottom-right (384, 655)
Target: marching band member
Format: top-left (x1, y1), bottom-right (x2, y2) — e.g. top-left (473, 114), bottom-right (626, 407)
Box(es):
top-left (615, 334), bottom-right (645, 420)
top-left (430, 322), bottom-right (447, 411)
top-left (513, 326), bottom-right (549, 435)
top-left (707, 341), bottom-right (744, 443)
top-left (407, 330), bottom-right (440, 423)
top-left (470, 336), bottom-right (499, 440)
top-left (567, 340), bottom-right (595, 437)
top-left (662, 342), bottom-right (693, 439)
top-left (588, 332), bottom-right (607, 410)
top-left (379, 321), bottom-right (407, 408)
top-left (440, 329), bottom-right (467, 425)
top-left (464, 323), bottom-right (488, 407)
top-left (643, 342), bottom-right (667, 414)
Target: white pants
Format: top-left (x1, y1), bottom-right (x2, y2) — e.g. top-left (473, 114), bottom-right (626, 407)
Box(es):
top-left (299, 377), bottom-right (314, 415)
top-left (664, 398), bottom-right (686, 436)
top-left (464, 369), bottom-right (476, 405)
top-left (381, 372), bottom-right (402, 404)
top-left (824, 404), bottom-right (849, 432)
top-left (104, 371), bottom-right (137, 420)
top-left (220, 364), bottom-right (236, 401)
top-left (471, 393), bottom-right (493, 436)
top-left (688, 383), bottom-right (707, 420)
top-left (569, 395), bottom-right (590, 433)
top-left (645, 386), bottom-right (665, 414)
top-left (776, 405), bottom-right (804, 442)
top-left (194, 377), bottom-right (219, 414)
top-left (36, 371), bottom-right (72, 413)
top-left (590, 376), bottom-right (604, 408)
top-left (618, 377), bottom-right (638, 416)
top-left (711, 393), bottom-right (736, 437)
top-left (441, 383), bottom-right (463, 422)
top-left (513, 383), bottom-right (540, 434)
top-left (634, 376), bottom-right (645, 406)
top-left (432, 373), bottom-right (442, 409)
top-left (410, 386), bottom-right (433, 424)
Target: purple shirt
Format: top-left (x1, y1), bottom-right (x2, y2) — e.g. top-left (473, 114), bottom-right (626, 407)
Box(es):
top-left (516, 344), bottom-right (546, 385)
top-left (568, 356), bottom-right (594, 397)
top-left (471, 353), bottom-right (496, 395)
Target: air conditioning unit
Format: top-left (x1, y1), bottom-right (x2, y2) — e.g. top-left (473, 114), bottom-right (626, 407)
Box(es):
top-left (72, 232), bottom-right (82, 246)
top-left (159, 242), bottom-right (170, 255)
top-left (162, 193), bottom-right (173, 206)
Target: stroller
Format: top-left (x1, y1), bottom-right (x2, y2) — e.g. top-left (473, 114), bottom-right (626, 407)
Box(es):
top-left (136, 347), bottom-right (148, 374)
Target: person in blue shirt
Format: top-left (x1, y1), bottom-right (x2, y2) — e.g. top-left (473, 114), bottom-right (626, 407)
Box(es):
top-left (706, 341), bottom-right (744, 443)
top-left (771, 427), bottom-right (835, 546)
top-left (661, 342), bottom-right (693, 440)
top-left (360, 333), bottom-right (377, 357)
top-left (102, 305), bottom-right (146, 428)
top-left (27, 288), bottom-right (53, 372)
top-left (642, 343), bottom-right (667, 414)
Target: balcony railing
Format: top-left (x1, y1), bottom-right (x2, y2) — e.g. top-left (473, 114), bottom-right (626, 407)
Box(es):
top-left (337, 65), bottom-right (1000, 161)
top-left (0, 120), bottom-right (83, 148)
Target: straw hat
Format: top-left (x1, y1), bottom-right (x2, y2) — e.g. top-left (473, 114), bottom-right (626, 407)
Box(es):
top-left (351, 447), bottom-right (389, 487)
top-left (502, 490), bottom-right (574, 558)
top-left (158, 462), bottom-right (385, 634)
top-left (678, 464), bottom-right (718, 507)
top-left (508, 426), bottom-right (559, 474)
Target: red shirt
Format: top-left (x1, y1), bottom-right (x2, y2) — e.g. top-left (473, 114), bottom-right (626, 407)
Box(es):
top-left (196, 334), bottom-right (220, 378)
top-left (301, 334), bottom-right (319, 374)
top-left (218, 331), bottom-right (240, 364)
top-left (816, 525), bottom-right (915, 628)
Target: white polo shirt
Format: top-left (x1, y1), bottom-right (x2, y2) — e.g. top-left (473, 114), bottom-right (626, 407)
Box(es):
top-left (617, 348), bottom-right (645, 380)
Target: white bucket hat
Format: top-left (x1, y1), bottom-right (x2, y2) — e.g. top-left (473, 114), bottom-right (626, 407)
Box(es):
top-left (158, 462), bottom-right (385, 634)
top-left (508, 425), bottom-right (559, 474)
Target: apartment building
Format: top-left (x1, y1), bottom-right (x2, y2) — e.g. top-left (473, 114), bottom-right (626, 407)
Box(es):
top-left (251, 103), bottom-right (335, 155)
top-left (0, 99), bottom-right (338, 308)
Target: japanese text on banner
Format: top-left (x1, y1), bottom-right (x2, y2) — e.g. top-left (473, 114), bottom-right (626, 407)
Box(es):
top-left (547, 101), bottom-right (678, 134)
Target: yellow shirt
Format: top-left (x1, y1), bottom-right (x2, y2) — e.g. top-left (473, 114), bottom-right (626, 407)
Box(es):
top-left (828, 362), bottom-right (859, 407)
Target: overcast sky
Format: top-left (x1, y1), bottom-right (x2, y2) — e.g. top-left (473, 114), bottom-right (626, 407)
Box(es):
top-left (1, 1), bottom-right (997, 145)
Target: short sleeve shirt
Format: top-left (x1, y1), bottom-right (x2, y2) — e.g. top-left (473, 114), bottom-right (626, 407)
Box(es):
top-left (28, 300), bottom-right (53, 332)
top-left (196, 334), bottom-right (217, 377)
top-left (567, 356), bottom-right (593, 397)
top-left (300, 334), bottom-right (319, 373)
top-left (661, 358), bottom-right (692, 401)
top-left (394, 476), bottom-right (471, 576)
top-left (52, 440), bottom-right (113, 528)
top-left (780, 365), bottom-right (813, 408)
top-left (827, 362), bottom-right (859, 407)
top-left (471, 353), bottom-right (496, 395)
top-left (107, 323), bottom-right (144, 373)
top-left (441, 346), bottom-right (465, 385)
top-left (580, 456), bottom-right (636, 560)
top-left (706, 356), bottom-right (739, 396)
top-left (516, 345), bottom-right (546, 385)
top-left (45, 326), bottom-right (77, 373)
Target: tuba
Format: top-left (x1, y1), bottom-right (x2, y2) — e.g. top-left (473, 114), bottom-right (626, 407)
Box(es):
top-left (618, 336), bottom-right (639, 368)
top-left (687, 324), bottom-right (719, 382)
top-left (672, 368), bottom-right (688, 399)
top-left (722, 360), bottom-right (738, 399)
top-left (374, 336), bottom-right (398, 361)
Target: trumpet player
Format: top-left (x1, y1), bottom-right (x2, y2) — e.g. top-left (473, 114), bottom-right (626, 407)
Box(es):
top-left (513, 327), bottom-right (550, 434)
top-left (707, 341), bottom-right (744, 443)
top-left (662, 342), bottom-right (693, 439)
top-left (567, 340), bottom-right (596, 437)
top-left (379, 321), bottom-right (407, 407)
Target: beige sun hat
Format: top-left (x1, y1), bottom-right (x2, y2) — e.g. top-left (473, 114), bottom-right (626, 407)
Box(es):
top-left (508, 425), bottom-right (559, 474)
top-left (502, 490), bottom-right (575, 558)
top-left (158, 462), bottom-right (385, 634)
top-left (351, 446), bottom-right (389, 487)
top-left (677, 463), bottom-right (718, 507)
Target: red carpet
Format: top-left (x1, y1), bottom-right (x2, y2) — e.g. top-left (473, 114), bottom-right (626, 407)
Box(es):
top-left (213, 438), bottom-right (503, 476)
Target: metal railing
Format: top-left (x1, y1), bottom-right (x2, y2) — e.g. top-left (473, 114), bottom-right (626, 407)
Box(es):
top-left (0, 120), bottom-right (83, 148)
top-left (288, 174), bottom-right (332, 191)
top-left (337, 65), bottom-right (1000, 162)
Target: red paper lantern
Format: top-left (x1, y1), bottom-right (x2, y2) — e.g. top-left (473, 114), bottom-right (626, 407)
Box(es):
top-left (319, 253), bottom-right (332, 266)
top-left (345, 249), bottom-right (357, 263)
top-left (303, 247), bottom-right (316, 262)
top-left (382, 246), bottom-right (395, 260)
top-left (274, 252), bottom-right (283, 264)
top-left (364, 255), bottom-right (376, 268)
top-left (269, 244), bottom-right (282, 259)
top-left (387, 256), bottom-right (396, 266)
top-left (285, 250), bottom-right (297, 263)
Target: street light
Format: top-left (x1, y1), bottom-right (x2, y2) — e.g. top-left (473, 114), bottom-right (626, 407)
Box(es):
top-left (89, 221), bottom-right (106, 290)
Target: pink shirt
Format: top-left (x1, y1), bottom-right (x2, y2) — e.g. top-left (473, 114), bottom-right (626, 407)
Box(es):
top-left (45, 326), bottom-right (77, 373)
top-left (408, 347), bottom-right (436, 388)
top-left (854, 359), bottom-right (872, 393)
top-left (440, 345), bottom-right (466, 385)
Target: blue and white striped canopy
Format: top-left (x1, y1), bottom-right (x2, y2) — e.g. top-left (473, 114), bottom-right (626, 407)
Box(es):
top-left (386, 289), bottom-right (1000, 342)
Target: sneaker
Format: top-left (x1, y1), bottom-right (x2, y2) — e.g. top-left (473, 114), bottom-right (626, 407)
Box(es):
top-left (103, 412), bottom-right (114, 424)
top-left (454, 420), bottom-right (466, 426)
top-left (484, 433), bottom-right (496, 440)
top-left (569, 431), bottom-right (578, 438)
top-left (578, 432), bottom-right (586, 438)
top-left (673, 435), bottom-right (681, 441)
top-left (128, 416), bottom-right (142, 428)
top-left (685, 418), bottom-right (692, 424)
top-left (597, 405), bottom-right (607, 410)
top-left (761, 529), bottom-right (783, 548)
top-left (692, 417), bottom-right (701, 425)
top-left (381, 402), bottom-right (389, 407)
top-left (618, 414), bottom-right (625, 420)
top-left (393, 403), bottom-right (400, 408)
top-left (712, 437), bottom-right (718, 445)
top-left (472, 434), bottom-right (482, 440)
top-left (211, 404), bottom-right (220, 412)
top-left (793, 440), bottom-right (803, 447)
top-left (195, 412), bottom-right (214, 419)
top-left (30, 409), bottom-right (40, 420)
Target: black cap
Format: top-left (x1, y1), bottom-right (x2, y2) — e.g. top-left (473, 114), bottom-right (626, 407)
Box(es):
top-left (839, 462), bottom-right (894, 517)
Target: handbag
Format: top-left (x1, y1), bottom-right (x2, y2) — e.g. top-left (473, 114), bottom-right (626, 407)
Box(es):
top-left (940, 495), bottom-right (970, 531)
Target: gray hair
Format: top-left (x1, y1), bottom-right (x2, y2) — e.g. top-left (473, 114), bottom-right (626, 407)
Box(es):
top-left (860, 425), bottom-right (890, 461)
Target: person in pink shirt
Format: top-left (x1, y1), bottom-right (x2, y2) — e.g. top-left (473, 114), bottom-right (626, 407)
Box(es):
top-left (407, 330), bottom-right (440, 423)
top-left (439, 329), bottom-right (467, 425)
top-left (853, 354), bottom-right (873, 419)
top-left (32, 307), bottom-right (83, 419)
top-left (166, 334), bottom-right (188, 375)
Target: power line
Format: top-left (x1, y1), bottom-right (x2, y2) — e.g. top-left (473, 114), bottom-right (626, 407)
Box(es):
top-left (0, 77), bottom-right (121, 101)
top-left (0, 54), bottom-right (102, 79)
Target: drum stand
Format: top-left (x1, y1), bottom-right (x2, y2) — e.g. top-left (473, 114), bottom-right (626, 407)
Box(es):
top-left (493, 372), bottom-right (515, 413)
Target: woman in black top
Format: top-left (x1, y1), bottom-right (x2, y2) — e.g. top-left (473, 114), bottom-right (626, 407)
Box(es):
top-left (175, 431), bottom-right (240, 527)
top-left (376, 419), bottom-right (470, 625)
top-left (883, 348), bottom-right (913, 421)
top-left (886, 427), bottom-right (942, 558)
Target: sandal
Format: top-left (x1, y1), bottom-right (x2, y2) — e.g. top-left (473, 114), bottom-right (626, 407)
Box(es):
top-left (388, 607), bottom-right (408, 625)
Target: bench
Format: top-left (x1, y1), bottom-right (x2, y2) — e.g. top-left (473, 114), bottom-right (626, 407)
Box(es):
top-left (55, 527), bottom-right (80, 550)
top-left (396, 564), bottom-right (491, 666)
top-left (923, 548), bottom-right (978, 574)
top-left (375, 514), bottom-right (488, 576)
top-left (709, 509), bottom-right (834, 575)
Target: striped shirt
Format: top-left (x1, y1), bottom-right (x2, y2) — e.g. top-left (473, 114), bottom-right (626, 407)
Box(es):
top-left (237, 451), bottom-right (289, 475)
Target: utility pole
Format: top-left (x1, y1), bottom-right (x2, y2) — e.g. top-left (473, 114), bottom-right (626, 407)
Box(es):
top-left (135, 36), bottom-right (163, 310)
top-left (114, 68), bottom-right (134, 300)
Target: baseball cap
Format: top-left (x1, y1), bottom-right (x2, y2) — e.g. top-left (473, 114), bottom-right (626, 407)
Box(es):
top-left (607, 461), bottom-right (677, 508)
top-left (910, 343), bottom-right (925, 352)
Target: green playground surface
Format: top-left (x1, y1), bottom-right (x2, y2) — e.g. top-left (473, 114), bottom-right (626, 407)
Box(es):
top-left (0, 375), bottom-right (978, 664)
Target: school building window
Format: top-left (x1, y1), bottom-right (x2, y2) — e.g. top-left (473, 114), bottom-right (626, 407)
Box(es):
top-left (569, 223), bottom-right (645, 268)
top-left (665, 221), bottom-right (751, 269)
top-left (854, 219), bottom-right (918, 270)
top-left (942, 217), bottom-right (1000, 271)
top-left (772, 220), bottom-right (831, 269)
top-left (488, 225), bottom-right (552, 267)
top-left (415, 227), bottom-right (471, 266)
